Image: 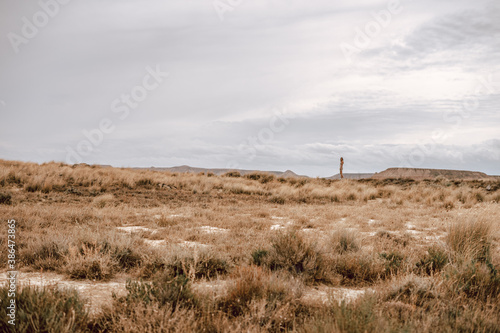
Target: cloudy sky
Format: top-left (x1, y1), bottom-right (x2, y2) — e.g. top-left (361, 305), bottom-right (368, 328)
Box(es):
top-left (0, 0), bottom-right (499, 177)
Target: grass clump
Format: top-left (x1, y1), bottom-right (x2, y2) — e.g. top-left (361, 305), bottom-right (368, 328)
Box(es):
top-left (264, 230), bottom-right (328, 283)
top-left (447, 214), bottom-right (492, 262)
top-left (120, 274), bottom-right (197, 309)
top-left (224, 171), bottom-right (241, 178)
top-left (251, 249), bottom-right (269, 266)
top-left (245, 172), bottom-right (275, 184)
top-left (0, 285), bottom-right (88, 333)
top-left (331, 228), bottom-right (360, 254)
top-left (92, 194), bottom-right (115, 208)
top-left (385, 275), bottom-right (437, 307)
top-left (380, 251), bottom-right (405, 275)
top-left (269, 195), bottom-right (286, 205)
top-left (0, 192), bottom-right (12, 205)
top-left (334, 253), bottom-right (386, 285)
top-left (21, 241), bottom-right (66, 271)
top-left (218, 266), bottom-right (302, 330)
top-left (163, 251), bottom-right (230, 280)
top-left (64, 244), bottom-right (116, 280)
top-left (416, 246), bottom-right (449, 275)
top-left (444, 260), bottom-right (500, 302)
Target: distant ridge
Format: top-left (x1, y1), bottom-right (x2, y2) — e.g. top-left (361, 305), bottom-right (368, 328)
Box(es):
top-left (371, 168), bottom-right (492, 180)
top-left (141, 165), bottom-right (307, 178)
top-left (327, 173), bottom-right (374, 180)
top-left (128, 165), bottom-right (497, 180)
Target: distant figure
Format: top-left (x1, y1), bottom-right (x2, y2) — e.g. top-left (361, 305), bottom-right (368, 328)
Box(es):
top-left (340, 157), bottom-right (344, 179)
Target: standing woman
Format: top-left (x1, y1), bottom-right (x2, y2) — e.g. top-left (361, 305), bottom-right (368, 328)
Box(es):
top-left (340, 157), bottom-right (344, 179)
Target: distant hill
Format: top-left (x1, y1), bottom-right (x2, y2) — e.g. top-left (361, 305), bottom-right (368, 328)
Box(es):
top-left (141, 165), bottom-right (307, 178)
top-left (327, 173), bottom-right (374, 180)
top-left (371, 168), bottom-right (492, 180)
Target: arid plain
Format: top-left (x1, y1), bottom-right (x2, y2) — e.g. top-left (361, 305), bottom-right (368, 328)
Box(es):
top-left (1, 159), bottom-right (499, 332)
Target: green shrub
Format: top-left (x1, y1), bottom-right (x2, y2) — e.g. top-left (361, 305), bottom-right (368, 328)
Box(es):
top-left (380, 252), bottom-right (405, 274)
top-left (112, 247), bottom-right (142, 270)
top-left (445, 261), bottom-right (500, 301)
top-left (0, 286), bottom-right (88, 333)
top-left (251, 249), bottom-right (269, 266)
top-left (416, 246), bottom-right (448, 275)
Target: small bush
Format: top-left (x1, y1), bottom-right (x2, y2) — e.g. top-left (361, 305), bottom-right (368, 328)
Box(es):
top-left (385, 276), bottom-right (437, 307)
top-left (164, 251), bottom-right (230, 280)
top-left (120, 274), bottom-right (197, 310)
top-left (380, 252), bottom-right (405, 275)
top-left (64, 245), bottom-right (115, 280)
top-left (334, 253), bottom-right (386, 285)
top-left (245, 172), bottom-right (275, 184)
top-left (416, 246), bottom-right (448, 275)
top-left (135, 178), bottom-right (156, 187)
top-left (331, 229), bottom-right (360, 254)
top-left (0, 285), bottom-right (88, 332)
top-left (224, 171), bottom-right (241, 178)
top-left (265, 231), bottom-right (327, 282)
top-left (24, 182), bottom-right (42, 192)
top-left (445, 261), bottom-right (500, 301)
top-left (0, 192), bottom-right (12, 205)
top-left (251, 249), bottom-right (269, 266)
top-left (21, 241), bottom-right (66, 271)
top-left (269, 195), bottom-right (286, 205)
top-left (219, 265), bottom-right (301, 328)
top-left (112, 247), bottom-right (142, 270)
top-left (447, 215), bottom-right (492, 262)
top-left (92, 194), bottom-right (115, 208)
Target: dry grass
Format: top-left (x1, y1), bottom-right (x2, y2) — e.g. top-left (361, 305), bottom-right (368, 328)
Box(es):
top-left (0, 159), bottom-right (499, 332)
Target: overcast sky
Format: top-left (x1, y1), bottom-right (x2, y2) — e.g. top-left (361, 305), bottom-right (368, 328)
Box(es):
top-left (0, 0), bottom-right (499, 177)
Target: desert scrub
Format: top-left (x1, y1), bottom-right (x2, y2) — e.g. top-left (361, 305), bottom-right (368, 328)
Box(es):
top-left (0, 192), bottom-right (12, 205)
top-left (380, 251), bottom-right (406, 275)
top-left (218, 266), bottom-right (303, 330)
top-left (330, 228), bottom-right (360, 254)
top-left (120, 274), bottom-right (197, 309)
top-left (384, 275), bottom-right (438, 308)
top-left (92, 193), bottom-right (115, 208)
top-left (163, 250), bottom-right (230, 280)
top-left (416, 246), bottom-right (449, 275)
top-left (447, 214), bottom-right (492, 262)
top-left (0, 285), bottom-right (88, 333)
top-left (251, 249), bottom-right (269, 266)
top-left (333, 252), bottom-right (386, 285)
top-left (444, 260), bottom-right (500, 302)
top-left (269, 195), bottom-right (286, 205)
top-left (264, 230), bottom-right (329, 283)
top-left (64, 244), bottom-right (116, 280)
top-left (20, 240), bottom-right (67, 271)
